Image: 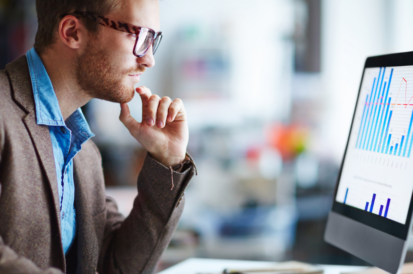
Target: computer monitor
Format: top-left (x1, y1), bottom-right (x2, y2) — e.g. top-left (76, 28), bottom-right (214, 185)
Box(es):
top-left (324, 51), bottom-right (413, 274)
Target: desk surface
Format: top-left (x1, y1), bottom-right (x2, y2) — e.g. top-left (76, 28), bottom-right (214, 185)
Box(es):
top-left (158, 258), bottom-right (368, 274)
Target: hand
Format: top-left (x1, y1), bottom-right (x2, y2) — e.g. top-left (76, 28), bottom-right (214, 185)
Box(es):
top-left (119, 86), bottom-right (189, 167)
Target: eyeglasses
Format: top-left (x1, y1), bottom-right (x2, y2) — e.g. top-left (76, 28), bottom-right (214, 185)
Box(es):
top-left (65, 11), bottom-right (163, 58)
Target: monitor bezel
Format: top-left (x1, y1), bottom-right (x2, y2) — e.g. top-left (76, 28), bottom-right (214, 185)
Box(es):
top-left (332, 51), bottom-right (413, 240)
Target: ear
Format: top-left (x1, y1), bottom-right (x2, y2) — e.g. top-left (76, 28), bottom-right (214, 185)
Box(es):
top-left (58, 15), bottom-right (85, 50)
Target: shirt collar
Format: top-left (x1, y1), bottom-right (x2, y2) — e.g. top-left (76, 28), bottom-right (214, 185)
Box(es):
top-left (26, 48), bottom-right (94, 139)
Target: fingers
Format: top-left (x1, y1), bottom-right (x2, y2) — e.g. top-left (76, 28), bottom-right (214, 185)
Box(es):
top-left (119, 103), bottom-right (141, 135)
top-left (146, 94), bottom-right (161, 126)
top-left (136, 86), bottom-right (185, 128)
top-left (136, 86), bottom-right (152, 106)
top-left (157, 96), bottom-right (172, 128)
top-left (168, 98), bottom-right (184, 122)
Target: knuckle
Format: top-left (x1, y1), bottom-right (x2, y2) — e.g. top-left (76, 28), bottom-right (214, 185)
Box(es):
top-left (157, 110), bottom-right (167, 118)
top-left (119, 112), bottom-right (127, 122)
top-left (169, 105), bottom-right (177, 113)
top-left (161, 96), bottom-right (171, 102)
top-left (158, 107), bottom-right (168, 115)
top-left (147, 109), bottom-right (156, 117)
top-left (149, 95), bottom-right (160, 102)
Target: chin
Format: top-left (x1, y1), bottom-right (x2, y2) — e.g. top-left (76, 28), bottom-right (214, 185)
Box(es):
top-left (119, 85), bottom-right (135, 103)
top-left (95, 83), bottom-right (134, 104)
top-left (123, 92), bottom-right (135, 103)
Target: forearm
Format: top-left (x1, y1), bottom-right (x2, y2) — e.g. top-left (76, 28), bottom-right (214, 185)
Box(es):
top-left (98, 153), bottom-right (196, 274)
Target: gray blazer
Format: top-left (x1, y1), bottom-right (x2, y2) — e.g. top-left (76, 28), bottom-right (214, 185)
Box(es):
top-left (0, 56), bottom-right (196, 274)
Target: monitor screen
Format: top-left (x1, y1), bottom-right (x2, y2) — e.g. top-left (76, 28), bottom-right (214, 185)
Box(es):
top-left (335, 65), bottom-right (413, 225)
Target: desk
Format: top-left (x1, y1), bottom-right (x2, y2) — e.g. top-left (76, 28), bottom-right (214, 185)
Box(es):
top-left (158, 258), bottom-right (368, 274)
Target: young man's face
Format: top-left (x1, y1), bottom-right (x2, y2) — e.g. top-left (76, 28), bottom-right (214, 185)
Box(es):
top-left (76, 0), bottom-right (160, 103)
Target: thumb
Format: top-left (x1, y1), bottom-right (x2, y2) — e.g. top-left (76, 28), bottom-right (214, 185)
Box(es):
top-left (119, 103), bottom-right (142, 135)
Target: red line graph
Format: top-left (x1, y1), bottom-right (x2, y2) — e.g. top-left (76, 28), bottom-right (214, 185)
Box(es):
top-left (393, 77), bottom-right (412, 108)
top-left (363, 77), bottom-right (413, 107)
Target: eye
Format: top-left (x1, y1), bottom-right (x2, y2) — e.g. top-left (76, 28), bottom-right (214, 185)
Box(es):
top-left (126, 33), bottom-right (137, 39)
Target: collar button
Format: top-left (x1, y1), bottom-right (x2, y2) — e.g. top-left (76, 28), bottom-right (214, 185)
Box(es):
top-left (60, 127), bottom-right (66, 134)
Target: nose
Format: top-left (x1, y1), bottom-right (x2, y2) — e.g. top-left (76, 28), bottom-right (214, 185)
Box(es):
top-left (138, 46), bottom-right (156, 68)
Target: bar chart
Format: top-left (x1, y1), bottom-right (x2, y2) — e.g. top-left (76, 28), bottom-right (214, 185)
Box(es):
top-left (344, 188), bottom-right (391, 218)
top-left (355, 67), bottom-right (413, 158)
top-left (335, 65), bottom-right (413, 224)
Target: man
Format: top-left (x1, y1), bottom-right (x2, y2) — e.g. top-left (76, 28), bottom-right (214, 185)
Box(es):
top-left (0, 0), bottom-right (197, 272)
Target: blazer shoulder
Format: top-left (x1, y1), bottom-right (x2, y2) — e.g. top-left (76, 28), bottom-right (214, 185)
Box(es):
top-left (0, 69), bottom-right (5, 122)
top-left (0, 69), bottom-right (11, 98)
top-left (0, 70), bottom-right (10, 159)
top-left (0, 70), bottom-right (14, 116)
top-left (0, 68), bottom-right (27, 120)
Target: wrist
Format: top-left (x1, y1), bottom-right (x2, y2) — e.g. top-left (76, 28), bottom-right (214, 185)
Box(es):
top-left (151, 153), bottom-right (186, 167)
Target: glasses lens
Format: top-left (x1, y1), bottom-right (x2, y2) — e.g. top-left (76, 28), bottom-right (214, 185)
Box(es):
top-left (134, 29), bottom-right (154, 57)
top-left (152, 34), bottom-right (162, 55)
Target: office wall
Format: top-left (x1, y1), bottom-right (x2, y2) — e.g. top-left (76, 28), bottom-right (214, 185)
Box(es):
top-left (321, 0), bottom-right (392, 161)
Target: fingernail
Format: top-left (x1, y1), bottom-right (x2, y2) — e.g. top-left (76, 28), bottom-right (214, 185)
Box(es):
top-left (157, 120), bottom-right (164, 128)
top-left (167, 116), bottom-right (172, 121)
top-left (147, 118), bottom-right (154, 126)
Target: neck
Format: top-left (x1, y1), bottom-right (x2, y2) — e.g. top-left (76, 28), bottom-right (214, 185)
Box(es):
top-left (40, 49), bottom-right (92, 120)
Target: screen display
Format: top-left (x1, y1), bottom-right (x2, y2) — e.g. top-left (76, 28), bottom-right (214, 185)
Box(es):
top-left (336, 66), bottom-right (413, 225)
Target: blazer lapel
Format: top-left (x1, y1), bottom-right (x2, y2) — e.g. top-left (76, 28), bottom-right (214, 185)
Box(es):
top-left (22, 114), bottom-right (62, 229)
top-left (73, 158), bottom-right (99, 274)
top-left (5, 56), bottom-right (65, 267)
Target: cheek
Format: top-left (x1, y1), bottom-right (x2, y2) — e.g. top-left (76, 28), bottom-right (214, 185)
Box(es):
top-left (104, 38), bottom-right (137, 69)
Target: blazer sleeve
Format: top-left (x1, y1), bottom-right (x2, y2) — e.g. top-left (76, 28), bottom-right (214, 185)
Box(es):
top-left (97, 152), bottom-right (196, 274)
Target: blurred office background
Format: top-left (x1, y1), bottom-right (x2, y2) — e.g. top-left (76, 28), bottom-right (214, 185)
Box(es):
top-left (2, 0), bottom-right (413, 271)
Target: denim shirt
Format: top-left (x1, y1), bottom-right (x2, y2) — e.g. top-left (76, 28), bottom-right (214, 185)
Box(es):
top-left (26, 48), bottom-right (95, 255)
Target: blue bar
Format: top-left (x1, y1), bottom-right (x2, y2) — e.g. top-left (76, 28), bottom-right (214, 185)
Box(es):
top-left (394, 143), bottom-right (398, 155)
top-left (366, 68), bottom-right (385, 150)
top-left (379, 205), bottom-right (383, 216)
top-left (384, 198), bottom-right (391, 218)
top-left (399, 136), bottom-right (405, 156)
top-left (365, 202), bottom-right (369, 211)
top-left (369, 81), bottom-right (387, 151)
top-left (362, 69), bottom-right (382, 149)
top-left (370, 194), bottom-right (376, 212)
top-left (408, 129), bottom-right (413, 157)
top-left (378, 98), bottom-right (392, 151)
top-left (386, 134), bottom-right (392, 154)
top-left (360, 77), bottom-right (377, 149)
top-left (382, 111), bottom-right (393, 153)
top-left (404, 110), bottom-right (413, 157)
top-left (356, 95), bottom-right (370, 148)
top-left (344, 188), bottom-right (349, 204)
top-left (376, 69), bottom-right (394, 151)
top-left (390, 146), bottom-right (393, 154)
top-left (372, 82), bottom-right (389, 151)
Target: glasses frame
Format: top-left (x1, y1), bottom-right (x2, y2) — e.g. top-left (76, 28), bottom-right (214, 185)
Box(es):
top-left (64, 11), bottom-right (163, 58)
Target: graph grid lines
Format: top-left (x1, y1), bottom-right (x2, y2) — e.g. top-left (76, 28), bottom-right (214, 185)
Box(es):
top-left (356, 67), bottom-right (413, 158)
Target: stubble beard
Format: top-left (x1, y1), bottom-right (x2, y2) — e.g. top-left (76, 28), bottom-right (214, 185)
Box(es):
top-left (76, 36), bottom-right (137, 104)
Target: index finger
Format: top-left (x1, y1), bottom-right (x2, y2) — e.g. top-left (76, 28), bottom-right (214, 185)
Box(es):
top-left (135, 86), bottom-right (152, 105)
